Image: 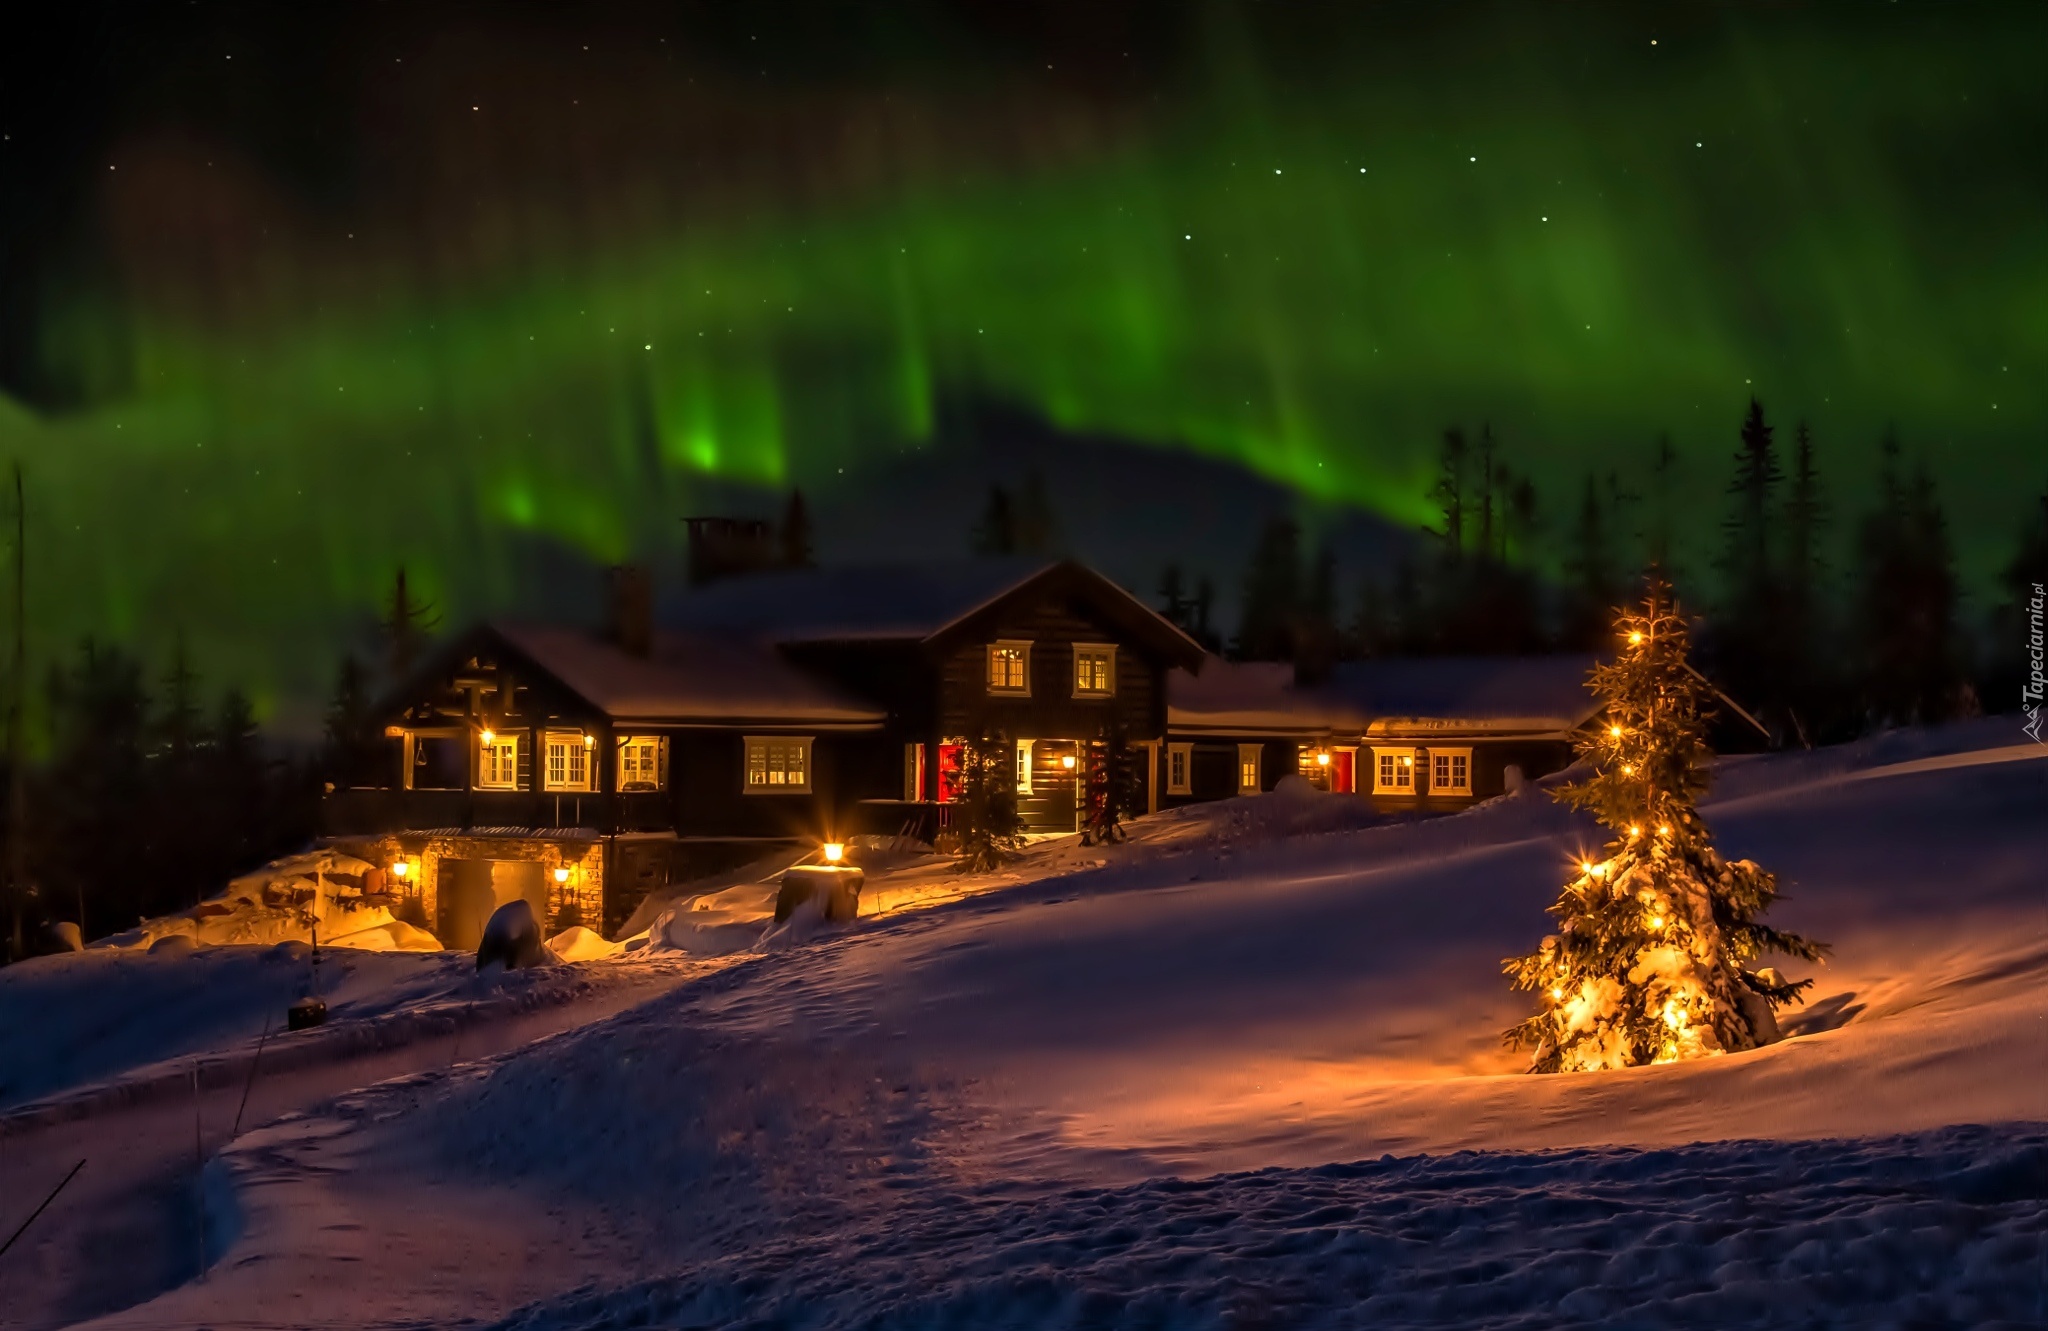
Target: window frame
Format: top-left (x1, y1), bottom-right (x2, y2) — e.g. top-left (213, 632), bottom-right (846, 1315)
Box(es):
top-left (1166, 742), bottom-right (1193, 795)
top-left (743, 735), bottom-right (815, 795)
top-left (616, 734), bottom-right (668, 793)
top-left (478, 733), bottom-right (521, 791)
top-left (543, 730), bottom-right (594, 792)
top-left (1372, 746), bottom-right (1417, 795)
top-left (1429, 747), bottom-right (1473, 797)
top-left (986, 640), bottom-right (1033, 696)
top-left (1071, 643), bottom-right (1117, 698)
top-left (1236, 743), bottom-right (1263, 796)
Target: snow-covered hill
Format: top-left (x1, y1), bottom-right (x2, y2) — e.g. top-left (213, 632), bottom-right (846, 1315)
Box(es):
top-left (17, 720), bottom-right (2048, 1329)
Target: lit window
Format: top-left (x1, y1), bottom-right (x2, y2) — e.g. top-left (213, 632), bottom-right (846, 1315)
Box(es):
top-left (1373, 747), bottom-right (1416, 794)
top-left (1073, 644), bottom-right (1115, 696)
top-left (1237, 743), bottom-right (1262, 795)
top-left (544, 732), bottom-right (592, 791)
top-left (617, 736), bottom-right (666, 792)
top-left (745, 736), bottom-right (813, 794)
top-left (1167, 743), bottom-right (1192, 795)
top-left (1430, 748), bottom-right (1472, 796)
top-left (1015, 739), bottom-right (1035, 794)
top-left (479, 733), bottom-right (520, 790)
top-left (987, 641), bottom-right (1031, 694)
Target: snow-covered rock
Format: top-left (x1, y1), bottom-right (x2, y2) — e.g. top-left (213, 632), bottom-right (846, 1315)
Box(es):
top-left (547, 925), bottom-right (624, 963)
top-left (95, 850), bottom-right (442, 954)
top-left (476, 900), bottom-right (556, 972)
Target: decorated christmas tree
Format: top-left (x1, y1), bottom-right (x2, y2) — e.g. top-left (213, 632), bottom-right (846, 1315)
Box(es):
top-left (1504, 580), bottom-right (1827, 1072)
top-left (1080, 724), bottom-right (1141, 847)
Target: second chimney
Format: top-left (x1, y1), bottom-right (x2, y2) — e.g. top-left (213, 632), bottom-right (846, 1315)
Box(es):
top-left (607, 564), bottom-right (653, 657)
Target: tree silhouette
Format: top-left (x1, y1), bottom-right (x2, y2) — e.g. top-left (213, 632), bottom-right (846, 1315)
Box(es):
top-left (381, 567), bottom-right (440, 682)
top-left (780, 489), bottom-right (815, 568)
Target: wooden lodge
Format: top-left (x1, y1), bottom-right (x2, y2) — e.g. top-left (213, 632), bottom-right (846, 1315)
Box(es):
top-left (324, 551), bottom-right (1600, 943)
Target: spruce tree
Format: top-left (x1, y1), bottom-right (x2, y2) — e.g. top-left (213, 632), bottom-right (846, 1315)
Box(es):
top-left (951, 725), bottom-right (1022, 873)
top-left (971, 485), bottom-right (1017, 556)
top-left (382, 567), bottom-right (440, 681)
top-left (1080, 725), bottom-right (1140, 847)
top-left (1190, 575), bottom-right (1220, 653)
top-left (1780, 423), bottom-right (1832, 743)
top-left (323, 654), bottom-right (381, 789)
top-left (1233, 516), bottom-right (1302, 661)
top-left (1014, 470), bottom-right (1057, 555)
top-left (1504, 582), bottom-right (1825, 1072)
top-left (1561, 474), bottom-right (1616, 651)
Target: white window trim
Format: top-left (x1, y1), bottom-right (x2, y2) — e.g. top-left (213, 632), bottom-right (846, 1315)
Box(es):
top-left (987, 640), bottom-right (1033, 696)
top-left (1166, 742), bottom-right (1193, 796)
top-left (1236, 743), bottom-right (1263, 796)
top-left (1071, 643), bottom-right (1117, 698)
top-left (1015, 739), bottom-right (1035, 795)
top-left (1429, 746), bottom-right (1474, 797)
top-left (478, 733), bottom-right (520, 791)
top-left (1372, 746), bottom-right (1417, 795)
top-left (617, 735), bottom-right (667, 793)
top-left (744, 735), bottom-right (815, 795)
top-left (543, 730), bottom-right (595, 792)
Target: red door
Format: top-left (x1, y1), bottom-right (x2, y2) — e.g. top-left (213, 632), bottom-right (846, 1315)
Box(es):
top-left (936, 743), bottom-right (963, 803)
top-left (1331, 749), bottom-right (1355, 794)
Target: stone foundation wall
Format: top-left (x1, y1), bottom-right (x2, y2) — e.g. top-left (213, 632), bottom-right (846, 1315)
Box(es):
top-left (334, 834), bottom-right (606, 937)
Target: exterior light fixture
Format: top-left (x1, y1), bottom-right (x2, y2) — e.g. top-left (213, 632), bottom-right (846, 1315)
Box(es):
top-left (1402, 756), bottom-right (1413, 767)
top-left (822, 842), bottom-right (845, 863)
top-left (1060, 754), bottom-right (1077, 769)
top-left (391, 860), bottom-right (411, 879)
top-left (1316, 752), bottom-right (1331, 767)
top-left (583, 733), bottom-right (595, 747)
top-left (553, 867), bottom-right (571, 884)
top-left (480, 728), bottom-right (496, 745)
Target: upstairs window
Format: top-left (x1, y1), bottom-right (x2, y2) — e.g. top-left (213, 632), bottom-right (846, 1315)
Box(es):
top-left (544, 731), bottom-right (593, 791)
top-left (987, 641), bottom-right (1031, 695)
top-left (1373, 747), bottom-right (1416, 794)
top-left (1430, 748), bottom-right (1473, 796)
top-left (1073, 644), bottom-right (1116, 697)
top-left (479, 733), bottom-right (520, 790)
top-left (617, 736), bottom-right (666, 792)
top-left (745, 736), bottom-right (813, 794)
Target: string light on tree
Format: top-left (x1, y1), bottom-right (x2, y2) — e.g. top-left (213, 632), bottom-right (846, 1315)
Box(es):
top-left (1502, 579), bottom-right (1827, 1072)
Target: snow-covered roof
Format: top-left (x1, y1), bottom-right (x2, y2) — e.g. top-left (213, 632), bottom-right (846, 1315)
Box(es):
top-left (1335, 655), bottom-right (1601, 736)
top-left (662, 558), bottom-right (1058, 642)
top-left (492, 624), bottom-right (886, 727)
top-left (1167, 654), bottom-right (1601, 737)
top-left (661, 559), bottom-right (1204, 665)
top-left (1166, 659), bottom-right (1371, 735)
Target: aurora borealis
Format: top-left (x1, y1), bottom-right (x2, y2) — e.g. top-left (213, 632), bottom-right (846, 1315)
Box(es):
top-left (2, 3), bottom-right (2043, 726)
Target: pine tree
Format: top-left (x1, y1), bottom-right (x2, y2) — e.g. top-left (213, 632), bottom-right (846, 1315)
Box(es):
top-left (1233, 516), bottom-right (1302, 661)
top-left (382, 567), bottom-right (440, 681)
top-left (1157, 564), bottom-right (1191, 632)
top-left (971, 485), bottom-right (1017, 556)
top-left (323, 654), bottom-right (382, 789)
top-left (1190, 575), bottom-right (1220, 653)
top-left (1561, 474), bottom-right (1617, 651)
top-left (780, 489), bottom-right (815, 568)
top-left (1645, 433), bottom-right (1682, 585)
top-left (951, 725), bottom-right (1022, 873)
top-left (1295, 540), bottom-right (1339, 682)
top-left (1780, 423), bottom-right (1832, 743)
top-left (1711, 399), bottom-right (1789, 746)
top-left (1503, 583), bottom-right (1825, 1072)
top-left (1014, 469), bottom-right (1057, 555)
top-left (1855, 435), bottom-right (1964, 726)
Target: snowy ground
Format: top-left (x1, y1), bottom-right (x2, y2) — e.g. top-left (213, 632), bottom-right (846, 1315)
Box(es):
top-left (5, 719), bottom-right (2044, 1328)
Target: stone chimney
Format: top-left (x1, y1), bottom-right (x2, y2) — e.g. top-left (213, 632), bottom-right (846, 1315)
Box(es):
top-left (607, 564), bottom-right (652, 657)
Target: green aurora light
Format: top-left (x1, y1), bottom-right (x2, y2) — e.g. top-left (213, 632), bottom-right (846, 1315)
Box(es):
top-left (1, 3), bottom-right (2042, 724)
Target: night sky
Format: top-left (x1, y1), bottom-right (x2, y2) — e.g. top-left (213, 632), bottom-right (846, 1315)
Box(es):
top-left (2, 2), bottom-right (2042, 726)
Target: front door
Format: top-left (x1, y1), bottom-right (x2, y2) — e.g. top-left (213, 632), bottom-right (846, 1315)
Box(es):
top-left (1018, 739), bottom-right (1083, 834)
top-left (437, 859), bottom-right (549, 951)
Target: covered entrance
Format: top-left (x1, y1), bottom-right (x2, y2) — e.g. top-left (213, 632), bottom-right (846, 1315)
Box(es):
top-left (436, 859), bottom-right (549, 951)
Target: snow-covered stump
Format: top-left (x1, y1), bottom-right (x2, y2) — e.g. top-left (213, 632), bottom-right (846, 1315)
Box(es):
top-left (773, 865), bottom-right (864, 924)
top-left (476, 900), bottom-right (557, 971)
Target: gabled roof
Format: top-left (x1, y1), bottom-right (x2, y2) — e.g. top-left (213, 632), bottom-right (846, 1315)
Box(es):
top-left (427, 624), bottom-right (886, 728)
top-left (663, 558), bottom-right (1206, 666)
top-left (1167, 653), bottom-right (1601, 737)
